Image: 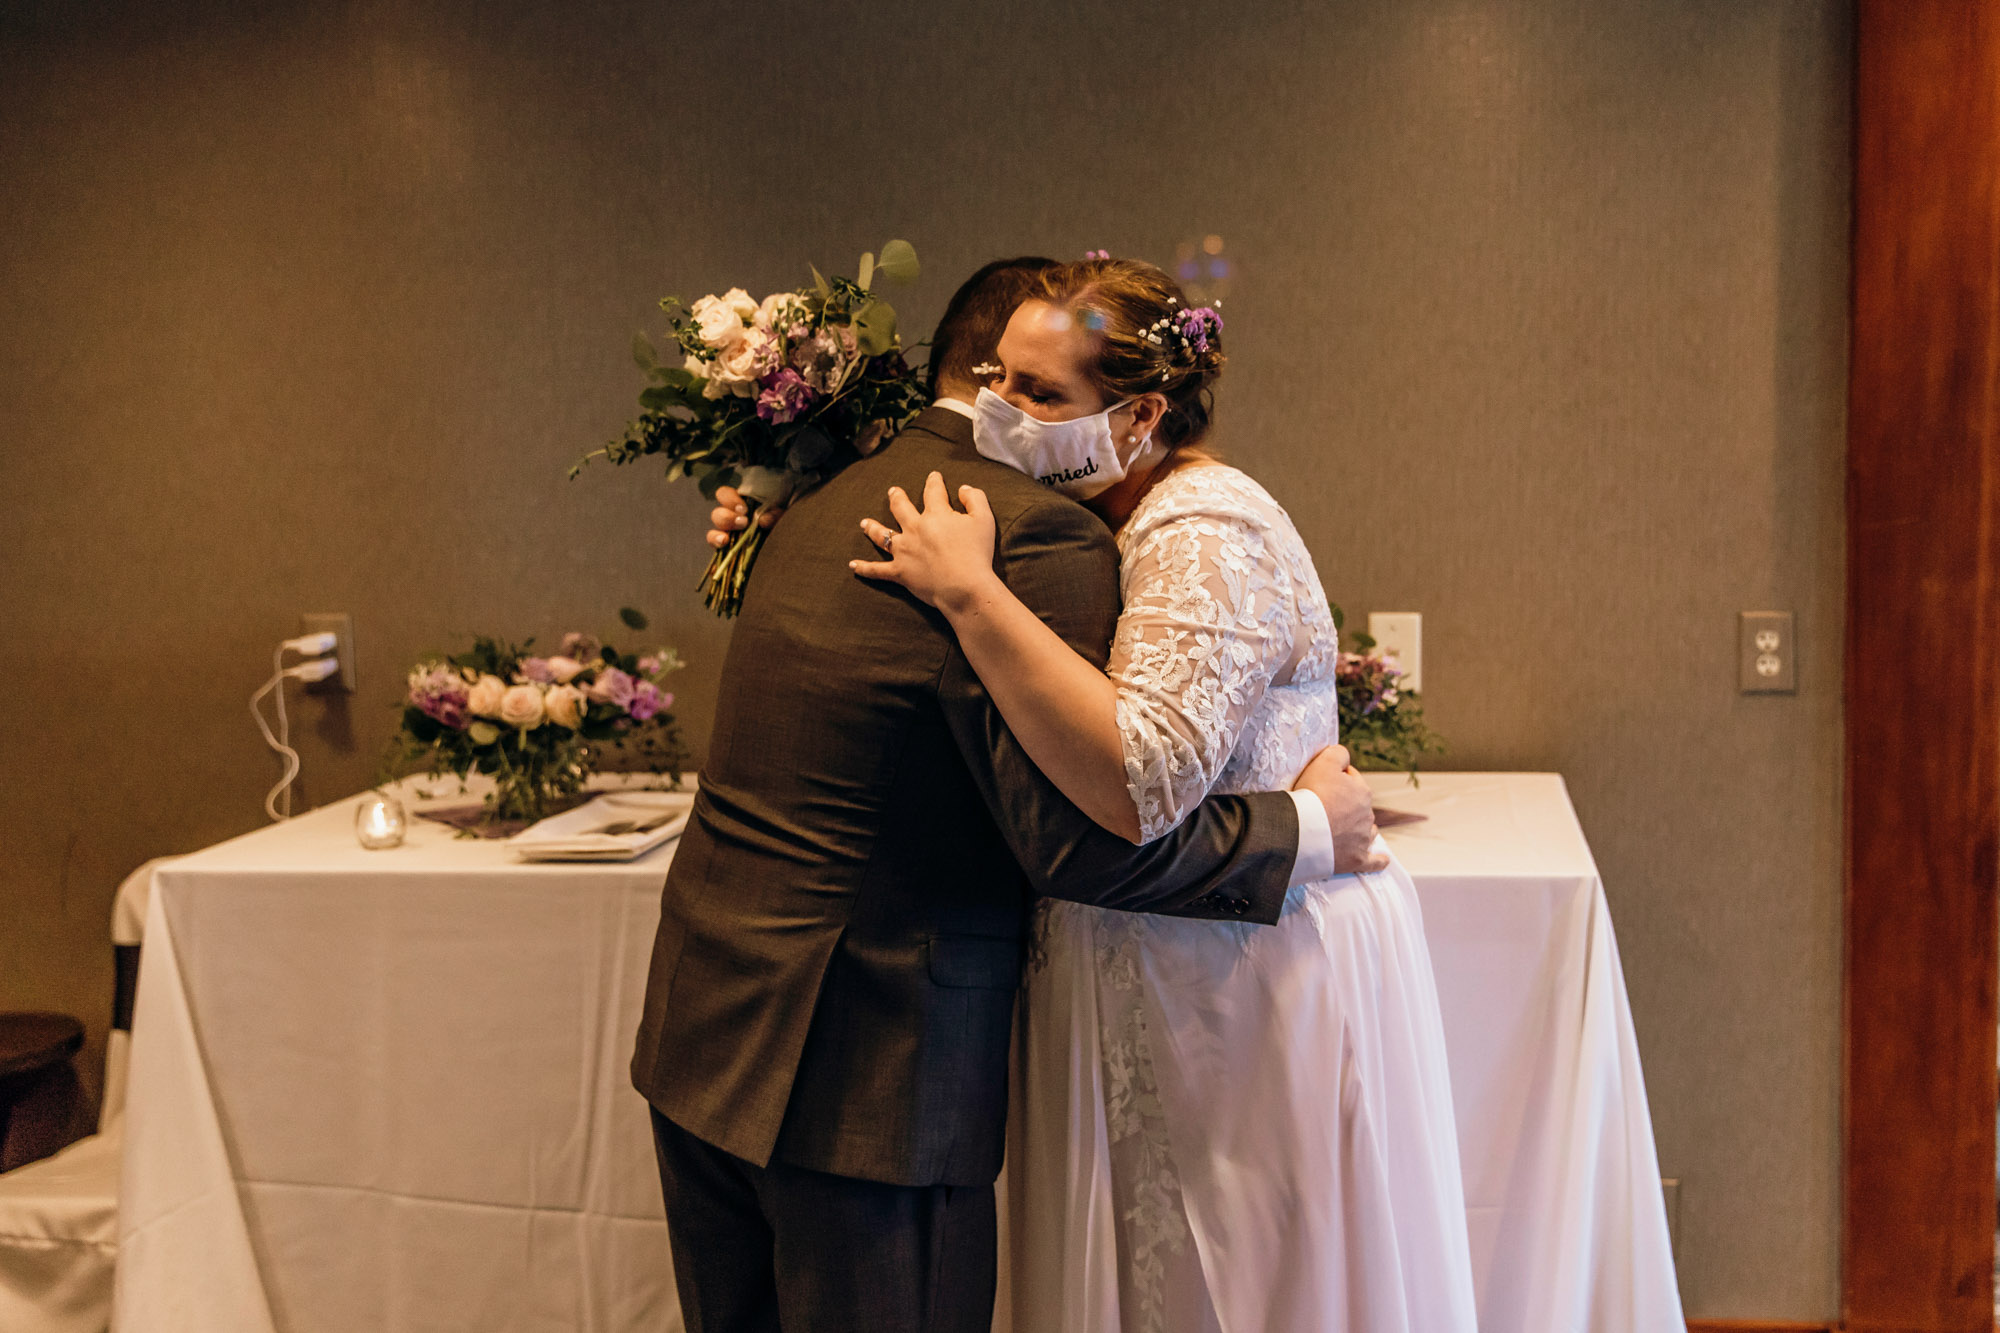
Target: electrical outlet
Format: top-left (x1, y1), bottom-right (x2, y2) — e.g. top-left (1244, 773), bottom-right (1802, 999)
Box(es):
top-left (300, 613), bottom-right (356, 693)
top-left (1738, 611), bottom-right (1795, 693)
top-left (1368, 612), bottom-right (1423, 693)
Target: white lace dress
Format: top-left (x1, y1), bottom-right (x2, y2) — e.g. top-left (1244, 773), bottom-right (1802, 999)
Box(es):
top-left (998, 465), bottom-right (1478, 1333)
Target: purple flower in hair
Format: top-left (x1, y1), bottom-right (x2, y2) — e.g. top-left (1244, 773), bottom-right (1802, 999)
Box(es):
top-left (1173, 306), bottom-right (1224, 355)
top-left (1083, 248), bottom-right (1111, 260)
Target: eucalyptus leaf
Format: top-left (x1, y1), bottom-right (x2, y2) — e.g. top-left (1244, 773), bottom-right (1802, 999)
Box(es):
top-left (858, 251), bottom-right (875, 291)
top-left (874, 239), bottom-right (919, 285)
top-left (853, 300), bottom-right (898, 356)
top-left (810, 265), bottom-right (832, 300)
top-left (619, 607), bottom-right (650, 630)
top-left (632, 332), bottom-right (658, 371)
top-left (468, 721), bottom-right (501, 746)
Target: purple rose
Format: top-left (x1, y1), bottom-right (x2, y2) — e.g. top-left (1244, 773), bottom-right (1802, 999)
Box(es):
top-left (407, 664), bottom-right (471, 730)
top-left (627, 680), bottom-right (668, 722)
top-left (519, 657), bottom-right (554, 684)
top-left (583, 666), bottom-right (636, 710)
top-left (755, 368), bottom-right (817, 425)
top-left (559, 632), bottom-right (601, 662)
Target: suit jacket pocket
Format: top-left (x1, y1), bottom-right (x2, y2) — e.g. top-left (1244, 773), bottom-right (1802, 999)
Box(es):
top-left (926, 934), bottom-right (1021, 989)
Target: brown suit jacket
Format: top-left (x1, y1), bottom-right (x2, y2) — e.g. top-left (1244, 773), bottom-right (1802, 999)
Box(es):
top-left (629, 407), bottom-right (1299, 1188)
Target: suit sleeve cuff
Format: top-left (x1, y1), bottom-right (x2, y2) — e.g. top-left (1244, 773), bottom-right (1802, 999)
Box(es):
top-left (1287, 788), bottom-right (1339, 886)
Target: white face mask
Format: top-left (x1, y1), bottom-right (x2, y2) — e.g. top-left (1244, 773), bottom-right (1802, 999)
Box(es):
top-left (971, 386), bottom-right (1146, 500)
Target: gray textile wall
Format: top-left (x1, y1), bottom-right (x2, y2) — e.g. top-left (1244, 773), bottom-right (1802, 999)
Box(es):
top-left (0, 0), bottom-right (1848, 1318)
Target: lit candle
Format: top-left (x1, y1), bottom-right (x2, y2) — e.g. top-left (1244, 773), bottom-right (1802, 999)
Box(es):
top-left (355, 791), bottom-right (407, 849)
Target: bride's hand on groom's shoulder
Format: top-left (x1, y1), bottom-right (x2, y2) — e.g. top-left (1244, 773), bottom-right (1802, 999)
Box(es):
top-left (1295, 745), bottom-right (1391, 875)
top-left (706, 485), bottom-right (786, 550)
top-left (850, 472), bottom-right (1000, 615)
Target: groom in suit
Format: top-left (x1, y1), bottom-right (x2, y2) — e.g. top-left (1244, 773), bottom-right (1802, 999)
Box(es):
top-left (631, 257), bottom-right (1383, 1333)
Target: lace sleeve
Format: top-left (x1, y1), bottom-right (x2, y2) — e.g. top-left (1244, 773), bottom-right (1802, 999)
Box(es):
top-left (1111, 496), bottom-right (1296, 843)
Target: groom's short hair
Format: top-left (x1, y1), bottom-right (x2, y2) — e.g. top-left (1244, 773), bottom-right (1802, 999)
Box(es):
top-left (926, 256), bottom-right (1059, 399)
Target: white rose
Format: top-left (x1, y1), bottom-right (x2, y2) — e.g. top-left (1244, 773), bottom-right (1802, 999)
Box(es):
top-left (498, 684), bottom-right (545, 730)
top-left (709, 335), bottom-right (764, 396)
top-left (756, 291), bottom-right (800, 331)
top-left (689, 295), bottom-right (748, 353)
top-left (719, 287), bottom-right (757, 322)
top-left (544, 684), bottom-right (585, 730)
top-left (687, 353), bottom-right (732, 399)
top-left (466, 674), bottom-right (507, 718)
top-left (545, 656), bottom-right (584, 684)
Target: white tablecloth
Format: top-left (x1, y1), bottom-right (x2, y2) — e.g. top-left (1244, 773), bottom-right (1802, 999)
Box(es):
top-left (1364, 772), bottom-right (1684, 1333)
top-left (114, 777), bottom-right (684, 1333)
top-left (116, 772), bottom-right (1679, 1332)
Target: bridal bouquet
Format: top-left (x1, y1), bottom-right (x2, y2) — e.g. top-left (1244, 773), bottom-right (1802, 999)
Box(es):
top-left (572, 240), bottom-right (931, 616)
top-left (1330, 606), bottom-right (1445, 777)
top-left (386, 613), bottom-right (688, 824)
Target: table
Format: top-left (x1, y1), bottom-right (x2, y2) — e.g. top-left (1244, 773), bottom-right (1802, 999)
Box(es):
top-left (116, 773), bottom-right (1680, 1331)
top-left (114, 777), bottom-right (684, 1333)
top-left (1364, 772), bottom-right (1684, 1333)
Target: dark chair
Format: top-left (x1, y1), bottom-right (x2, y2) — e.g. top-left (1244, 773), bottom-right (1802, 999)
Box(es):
top-left (0, 1014), bottom-right (84, 1172)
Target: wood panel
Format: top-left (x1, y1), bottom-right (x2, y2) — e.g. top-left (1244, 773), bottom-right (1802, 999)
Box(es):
top-left (1845, 3), bottom-right (2000, 1330)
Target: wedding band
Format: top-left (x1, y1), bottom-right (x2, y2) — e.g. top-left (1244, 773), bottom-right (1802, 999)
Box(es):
top-left (880, 532), bottom-right (895, 553)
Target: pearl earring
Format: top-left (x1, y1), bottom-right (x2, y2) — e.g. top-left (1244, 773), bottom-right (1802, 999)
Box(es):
top-left (1126, 434), bottom-right (1137, 443)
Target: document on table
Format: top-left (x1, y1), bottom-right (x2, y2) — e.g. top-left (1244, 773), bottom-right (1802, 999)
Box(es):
top-left (507, 790), bottom-right (694, 861)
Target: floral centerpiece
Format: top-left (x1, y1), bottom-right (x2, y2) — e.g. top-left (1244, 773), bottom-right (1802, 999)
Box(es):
top-left (571, 239), bottom-right (931, 617)
top-left (1330, 606), bottom-right (1445, 778)
top-left (386, 611), bottom-right (688, 827)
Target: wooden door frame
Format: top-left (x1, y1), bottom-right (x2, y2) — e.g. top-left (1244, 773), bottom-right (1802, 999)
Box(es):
top-left (1843, 4), bottom-right (2000, 1331)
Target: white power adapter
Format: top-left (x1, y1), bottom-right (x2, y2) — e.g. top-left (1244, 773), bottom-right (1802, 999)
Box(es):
top-left (282, 631), bottom-right (339, 657)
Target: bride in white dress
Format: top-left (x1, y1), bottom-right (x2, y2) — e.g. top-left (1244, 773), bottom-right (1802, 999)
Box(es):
top-left (854, 256), bottom-right (1478, 1333)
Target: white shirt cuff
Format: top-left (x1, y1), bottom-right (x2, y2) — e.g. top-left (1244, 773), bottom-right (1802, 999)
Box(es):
top-left (1287, 788), bottom-right (1340, 886)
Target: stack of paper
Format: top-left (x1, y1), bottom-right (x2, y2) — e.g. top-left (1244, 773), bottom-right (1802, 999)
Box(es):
top-left (507, 791), bottom-right (695, 862)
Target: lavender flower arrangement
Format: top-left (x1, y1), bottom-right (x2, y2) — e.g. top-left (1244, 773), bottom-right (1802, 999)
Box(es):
top-left (571, 240), bottom-right (931, 617)
top-left (1330, 605), bottom-right (1445, 778)
top-left (387, 610), bottom-right (687, 825)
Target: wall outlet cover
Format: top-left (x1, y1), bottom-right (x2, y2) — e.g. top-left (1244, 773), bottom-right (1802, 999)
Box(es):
top-left (1368, 612), bottom-right (1423, 694)
top-left (1738, 611), bottom-right (1795, 694)
top-left (301, 612), bottom-right (357, 694)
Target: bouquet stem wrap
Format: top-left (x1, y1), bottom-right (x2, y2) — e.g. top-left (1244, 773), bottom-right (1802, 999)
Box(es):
top-left (701, 498), bottom-right (773, 617)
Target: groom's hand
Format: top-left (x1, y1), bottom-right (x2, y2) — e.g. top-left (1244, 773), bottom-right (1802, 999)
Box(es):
top-left (1295, 745), bottom-right (1390, 875)
top-left (706, 485), bottom-right (787, 549)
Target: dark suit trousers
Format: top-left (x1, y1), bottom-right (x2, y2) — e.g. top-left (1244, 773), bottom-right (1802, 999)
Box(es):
top-left (650, 1108), bottom-right (996, 1333)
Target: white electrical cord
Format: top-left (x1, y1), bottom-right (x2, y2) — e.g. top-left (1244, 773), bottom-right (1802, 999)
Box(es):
top-left (251, 643), bottom-right (341, 822)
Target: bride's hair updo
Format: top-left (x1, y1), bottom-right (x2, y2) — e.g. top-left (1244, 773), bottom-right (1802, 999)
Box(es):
top-left (1029, 256), bottom-right (1226, 452)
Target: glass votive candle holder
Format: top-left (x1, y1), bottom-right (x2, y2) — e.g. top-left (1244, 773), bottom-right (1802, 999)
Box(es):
top-left (354, 791), bottom-right (407, 850)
